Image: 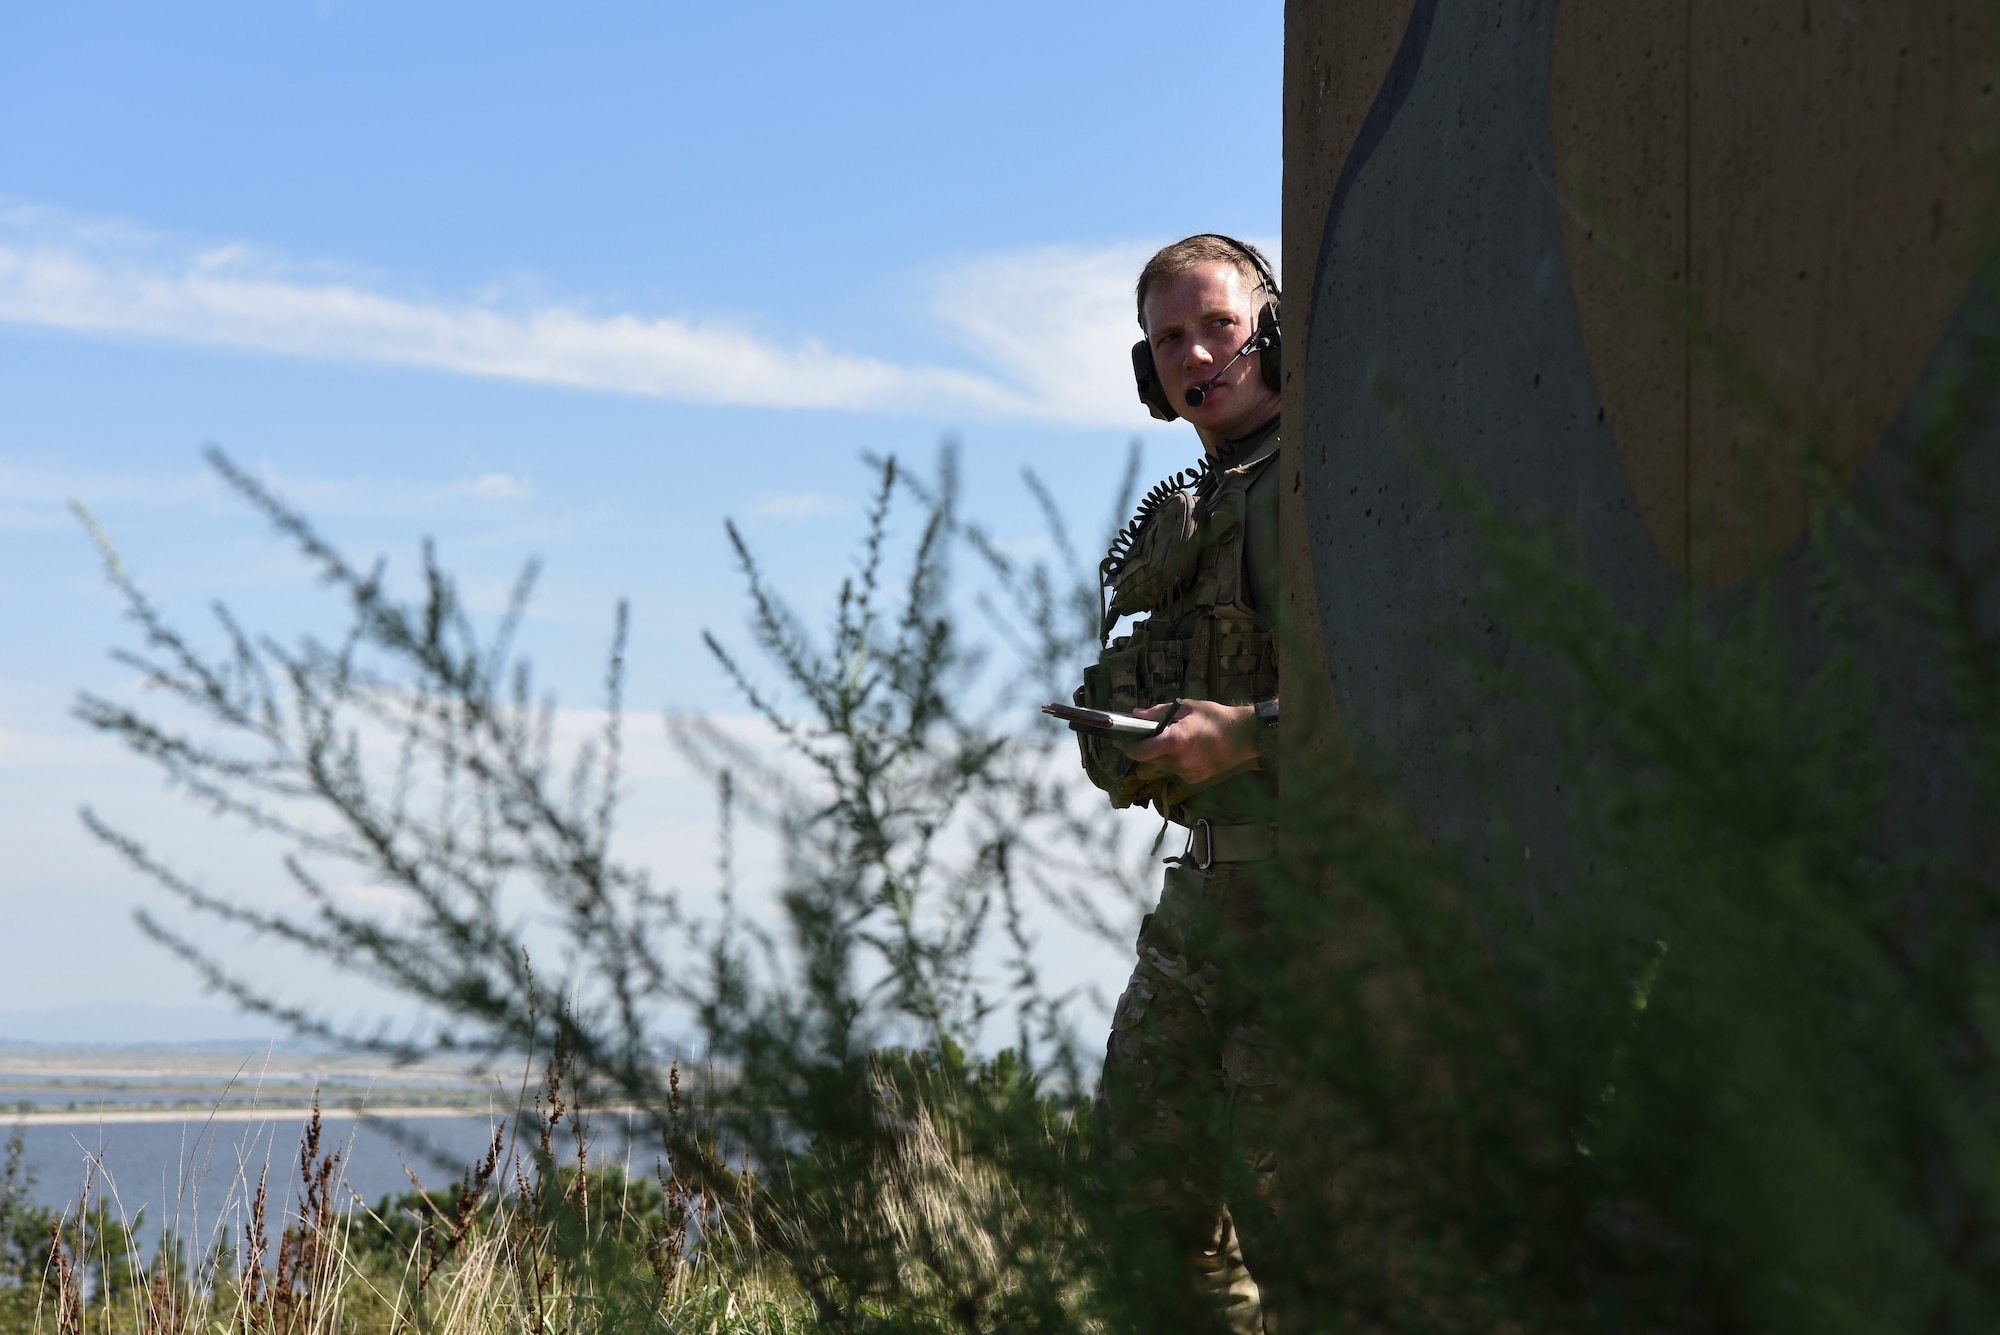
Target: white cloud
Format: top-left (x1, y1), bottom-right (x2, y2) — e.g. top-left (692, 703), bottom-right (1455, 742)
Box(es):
top-left (0, 458), bottom-right (221, 513)
top-left (0, 204), bottom-right (1242, 428)
top-left (0, 204), bottom-right (1272, 429)
top-left (0, 206), bottom-right (1019, 418)
top-left (0, 724), bottom-right (105, 772)
top-left (925, 238), bottom-right (1281, 429)
top-left (0, 504), bottom-right (69, 532)
top-left (927, 242), bottom-right (1159, 428)
top-left (747, 490), bottom-right (850, 520)
top-left (464, 473), bottom-right (530, 502)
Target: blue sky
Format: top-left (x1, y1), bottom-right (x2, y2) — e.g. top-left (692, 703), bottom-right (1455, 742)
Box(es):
top-left (0, 1), bottom-right (1281, 1039)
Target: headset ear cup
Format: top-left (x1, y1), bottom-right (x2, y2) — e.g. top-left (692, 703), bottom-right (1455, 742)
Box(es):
top-left (1132, 339), bottom-right (1180, 422)
top-left (1258, 305), bottom-right (1283, 393)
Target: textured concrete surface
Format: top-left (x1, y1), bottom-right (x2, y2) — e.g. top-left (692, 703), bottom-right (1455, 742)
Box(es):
top-left (1283, 0), bottom-right (2000, 879)
top-left (1277, 0), bottom-right (1417, 730)
top-left (1552, 0), bottom-right (1995, 581)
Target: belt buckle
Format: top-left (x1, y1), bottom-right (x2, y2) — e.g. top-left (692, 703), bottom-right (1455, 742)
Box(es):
top-left (1189, 818), bottom-right (1215, 871)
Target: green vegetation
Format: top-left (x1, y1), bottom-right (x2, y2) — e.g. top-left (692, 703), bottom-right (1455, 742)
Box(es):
top-left (1, 1127), bottom-right (55, 1335)
top-left (0, 1082), bottom-right (817, 1335)
top-left (64, 448), bottom-right (1145, 1333)
top-left (57, 323), bottom-right (2000, 1335)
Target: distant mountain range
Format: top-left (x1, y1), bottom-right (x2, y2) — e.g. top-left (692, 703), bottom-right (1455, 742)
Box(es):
top-left (0, 1002), bottom-right (292, 1048)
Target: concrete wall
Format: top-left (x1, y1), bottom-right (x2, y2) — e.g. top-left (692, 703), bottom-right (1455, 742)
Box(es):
top-left (1282, 0), bottom-right (1999, 872)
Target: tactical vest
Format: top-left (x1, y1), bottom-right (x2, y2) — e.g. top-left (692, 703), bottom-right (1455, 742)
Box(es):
top-left (1073, 434), bottom-right (1281, 818)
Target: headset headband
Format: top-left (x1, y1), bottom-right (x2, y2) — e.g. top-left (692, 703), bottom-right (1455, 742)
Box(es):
top-left (1184, 233), bottom-right (1279, 307)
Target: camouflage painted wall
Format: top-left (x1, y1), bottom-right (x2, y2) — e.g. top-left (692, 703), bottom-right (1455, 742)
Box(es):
top-left (1280, 0), bottom-right (1998, 875)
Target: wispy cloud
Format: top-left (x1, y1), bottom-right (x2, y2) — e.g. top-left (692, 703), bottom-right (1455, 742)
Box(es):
top-left (927, 239), bottom-right (1280, 427)
top-left (456, 472), bottom-right (532, 502)
top-left (928, 242), bottom-right (1159, 428)
top-left (747, 490), bottom-right (851, 520)
top-left (0, 455), bottom-right (546, 545)
top-left (0, 204), bottom-right (1233, 428)
top-left (0, 206), bottom-right (1018, 417)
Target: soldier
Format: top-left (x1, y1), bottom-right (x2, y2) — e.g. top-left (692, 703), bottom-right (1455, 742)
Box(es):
top-left (1072, 234), bottom-right (1289, 1333)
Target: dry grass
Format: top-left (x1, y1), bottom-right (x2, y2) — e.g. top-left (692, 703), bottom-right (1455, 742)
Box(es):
top-left (1, 1041), bottom-right (1099, 1335)
top-left (7, 1087), bottom-right (817, 1335)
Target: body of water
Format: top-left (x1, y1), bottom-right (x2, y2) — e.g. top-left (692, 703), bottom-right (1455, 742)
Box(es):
top-left (10, 1109), bottom-right (665, 1256)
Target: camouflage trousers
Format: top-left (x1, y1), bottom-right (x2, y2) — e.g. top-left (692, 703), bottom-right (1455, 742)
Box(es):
top-left (1094, 857), bottom-right (1292, 1335)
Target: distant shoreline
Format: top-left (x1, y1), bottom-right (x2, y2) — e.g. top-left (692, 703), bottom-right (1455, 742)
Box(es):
top-left (10, 1105), bottom-right (508, 1127)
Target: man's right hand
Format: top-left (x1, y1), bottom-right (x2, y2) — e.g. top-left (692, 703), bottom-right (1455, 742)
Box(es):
top-left (1116, 699), bottom-right (1262, 787)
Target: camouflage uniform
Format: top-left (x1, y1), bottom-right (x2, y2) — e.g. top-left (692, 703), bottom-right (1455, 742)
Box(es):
top-left (1074, 426), bottom-right (1288, 1333)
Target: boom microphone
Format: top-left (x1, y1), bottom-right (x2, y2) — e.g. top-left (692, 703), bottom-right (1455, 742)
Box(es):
top-left (1182, 331), bottom-right (1272, 408)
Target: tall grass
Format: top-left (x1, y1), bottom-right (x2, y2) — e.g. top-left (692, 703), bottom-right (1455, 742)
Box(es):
top-left (3, 1050), bottom-right (827, 1335)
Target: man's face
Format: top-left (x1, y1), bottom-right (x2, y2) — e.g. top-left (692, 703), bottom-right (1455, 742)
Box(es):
top-left (1140, 260), bottom-right (1281, 444)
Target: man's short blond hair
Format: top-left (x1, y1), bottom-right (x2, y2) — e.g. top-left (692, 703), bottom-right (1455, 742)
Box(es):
top-left (1134, 234), bottom-right (1275, 330)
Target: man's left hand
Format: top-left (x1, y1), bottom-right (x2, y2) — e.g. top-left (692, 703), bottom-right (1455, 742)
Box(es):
top-left (1116, 699), bottom-right (1260, 786)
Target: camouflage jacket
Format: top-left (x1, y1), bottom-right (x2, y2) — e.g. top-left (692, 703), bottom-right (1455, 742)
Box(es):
top-left (1072, 425), bottom-right (1281, 825)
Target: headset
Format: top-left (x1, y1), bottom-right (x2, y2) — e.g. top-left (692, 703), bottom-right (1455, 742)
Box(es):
top-left (1131, 233), bottom-right (1282, 423)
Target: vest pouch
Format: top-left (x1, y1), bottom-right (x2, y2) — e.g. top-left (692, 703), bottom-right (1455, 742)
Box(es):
top-left (1073, 643), bottom-right (1172, 810)
top-left (1213, 619), bottom-right (1273, 704)
top-left (1107, 491), bottom-right (1200, 622)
